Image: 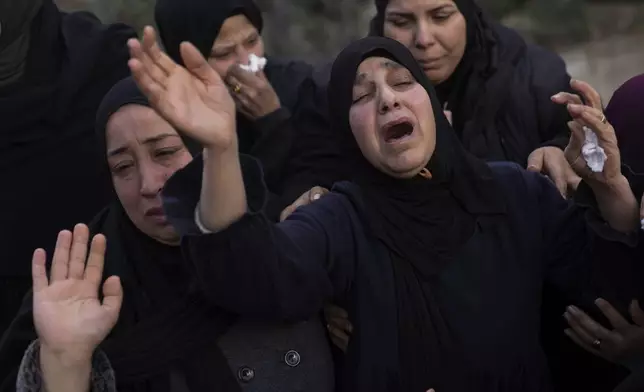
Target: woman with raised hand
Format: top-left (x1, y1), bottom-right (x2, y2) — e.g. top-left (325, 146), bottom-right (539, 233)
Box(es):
top-left (6, 77), bottom-right (334, 392)
top-left (129, 27), bottom-right (640, 391)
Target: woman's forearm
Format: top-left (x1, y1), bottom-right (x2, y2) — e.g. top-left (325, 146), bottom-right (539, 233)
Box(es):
top-left (198, 146), bottom-right (248, 232)
top-left (591, 175), bottom-right (639, 233)
top-left (40, 347), bottom-right (91, 392)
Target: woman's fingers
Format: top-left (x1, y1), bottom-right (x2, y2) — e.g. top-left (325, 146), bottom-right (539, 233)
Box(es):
top-left (128, 58), bottom-right (166, 106)
top-left (327, 324), bottom-right (350, 352)
top-left (567, 104), bottom-right (616, 149)
top-left (134, 29), bottom-right (169, 88)
top-left (142, 26), bottom-right (176, 76)
top-left (564, 121), bottom-right (584, 164)
top-left (551, 92), bottom-right (583, 106)
top-left (630, 300), bottom-right (644, 327)
top-left (596, 298), bottom-right (630, 330)
top-left (180, 42), bottom-right (222, 85)
top-left (564, 309), bottom-right (599, 344)
top-left (326, 304), bottom-right (349, 319)
top-left (565, 328), bottom-right (599, 355)
top-left (571, 79), bottom-right (603, 110)
top-left (280, 186), bottom-right (329, 221)
top-left (50, 230), bottom-right (72, 282)
top-left (84, 234), bottom-right (107, 288)
top-left (101, 276), bottom-right (123, 315)
top-left (308, 186), bottom-right (329, 202)
top-left (565, 305), bottom-right (615, 342)
top-left (68, 224), bottom-right (90, 280)
top-left (227, 65), bottom-right (261, 88)
top-left (232, 89), bottom-right (252, 111)
top-left (31, 248), bottom-right (48, 292)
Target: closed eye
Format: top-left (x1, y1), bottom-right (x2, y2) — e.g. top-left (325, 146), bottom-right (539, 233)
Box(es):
top-left (155, 147), bottom-right (180, 158)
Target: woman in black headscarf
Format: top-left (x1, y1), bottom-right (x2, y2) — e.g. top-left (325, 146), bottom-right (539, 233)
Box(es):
top-left (121, 29), bottom-right (642, 391)
top-left (372, 0), bottom-right (584, 195)
top-left (0, 0), bottom-right (136, 336)
top-left (3, 77), bottom-right (334, 392)
top-left (292, 0), bottom-right (581, 201)
top-left (154, 0), bottom-right (324, 215)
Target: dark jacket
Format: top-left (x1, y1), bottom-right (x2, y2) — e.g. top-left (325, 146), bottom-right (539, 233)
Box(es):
top-left (0, 2), bottom-right (135, 335)
top-left (234, 58), bottom-right (323, 218)
top-left (160, 156), bottom-right (639, 392)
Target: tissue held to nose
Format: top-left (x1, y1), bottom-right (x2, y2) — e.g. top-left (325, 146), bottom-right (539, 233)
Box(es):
top-left (239, 53), bottom-right (267, 73)
top-left (581, 126), bottom-right (607, 173)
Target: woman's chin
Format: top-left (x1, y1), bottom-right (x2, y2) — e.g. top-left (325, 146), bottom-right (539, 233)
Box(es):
top-left (381, 159), bottom-right (428, 179)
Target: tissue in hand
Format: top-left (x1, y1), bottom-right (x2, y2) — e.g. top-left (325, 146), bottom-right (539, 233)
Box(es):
top-left (581, 126), bottom-right (607, 173)
top-left (239, 54), bottom-right (267, 73)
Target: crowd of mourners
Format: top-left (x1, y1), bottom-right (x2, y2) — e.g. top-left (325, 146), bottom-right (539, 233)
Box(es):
top-left (1, 0), bottom-right (644, 391)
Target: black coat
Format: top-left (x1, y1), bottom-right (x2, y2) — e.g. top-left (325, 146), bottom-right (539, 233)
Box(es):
top-left (233, 57), bottom-right (321, 219)
top-left (161, 156), bottom-right (640, 392)
top-left (0, 2), bottom-right (135, 335)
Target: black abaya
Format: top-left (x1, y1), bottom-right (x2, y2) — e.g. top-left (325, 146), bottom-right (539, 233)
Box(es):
top-left (0, 0), bottom-right (136, 336)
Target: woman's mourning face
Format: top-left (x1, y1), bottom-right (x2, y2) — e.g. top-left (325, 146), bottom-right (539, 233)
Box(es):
top-left (349, 56), bottom-right (436, 178)
top-left (208, 14), bottom-right (265, 76)
top-left (106, 105), bottom-right (193, 245)
top-left (383, 0), bottom-right (467, 84)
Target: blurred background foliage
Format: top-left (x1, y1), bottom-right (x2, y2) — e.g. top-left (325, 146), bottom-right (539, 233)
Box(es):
top-left (56, 0), bottom-right (644, 99)
top-left (56, 0), bottom-right (644, 61)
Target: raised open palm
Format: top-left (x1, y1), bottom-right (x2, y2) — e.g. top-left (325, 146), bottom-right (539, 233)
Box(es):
top-left (128, 26), bottom-right (236, 150)
top-left (33, 224), bottom-right (122, 361)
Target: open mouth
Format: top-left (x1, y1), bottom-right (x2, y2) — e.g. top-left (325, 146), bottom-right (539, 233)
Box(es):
top-left (383, 120), bottom-right (414, 143)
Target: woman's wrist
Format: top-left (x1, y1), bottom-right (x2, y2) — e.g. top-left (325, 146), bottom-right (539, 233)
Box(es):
top-left (40, 344), bottom-right (92, 392)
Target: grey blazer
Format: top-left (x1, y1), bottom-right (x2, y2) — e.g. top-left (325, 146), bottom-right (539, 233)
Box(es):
top-left (17, 317), bottom-right (334, 392)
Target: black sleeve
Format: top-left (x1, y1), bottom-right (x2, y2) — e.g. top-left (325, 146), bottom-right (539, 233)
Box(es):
top-left (0, 291), bottom-right (37, 392)
top-left (162, 155), bottom-right (360, 322)
top-left (249, 107), bottom-right (295, 192)
top-left (278, 73), bottom-right (347, 204)
top-left (527, 45), bottom-right (574, 150)
top-left (536, 169), bottom-right (640, 310)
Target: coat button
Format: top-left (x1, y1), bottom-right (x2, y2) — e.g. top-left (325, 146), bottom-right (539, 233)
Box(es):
top-left (237, 366), bottom-right (255, 382)
top-left (284, 350), bottom-right (301, 367)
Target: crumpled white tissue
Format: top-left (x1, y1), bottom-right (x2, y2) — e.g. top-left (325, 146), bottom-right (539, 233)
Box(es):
top-left (581, 126), bottom-right (607, 173)
top-left (239, 54), bottom-right (267, 73)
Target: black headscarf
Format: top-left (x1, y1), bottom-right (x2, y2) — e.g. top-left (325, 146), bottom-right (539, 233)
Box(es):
top-left (328, 36), bottom-right (505, 390)
top-left (155, 0), bottom-right (263, 65)
top-left (369, 0), bottom-right (525, 161)
top-left (92, 77), bottom-right (240, 392)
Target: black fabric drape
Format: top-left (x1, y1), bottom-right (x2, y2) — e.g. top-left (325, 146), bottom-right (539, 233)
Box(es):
top-left (94, 206), bottom-right (241, 392)
top-left (0, 0), bottom-right (135, 337)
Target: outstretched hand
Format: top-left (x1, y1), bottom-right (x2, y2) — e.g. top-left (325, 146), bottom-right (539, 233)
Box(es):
top-left (128, 26), bottom-right (237, 150)
top-left (33, 224), bottom-right (122, 364)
